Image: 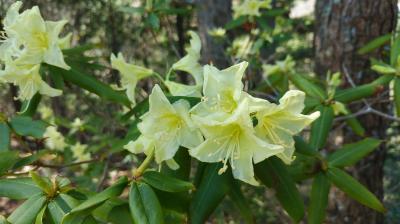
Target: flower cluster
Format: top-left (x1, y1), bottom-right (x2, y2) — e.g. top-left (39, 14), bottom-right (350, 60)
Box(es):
top-left (0, 1), bottom-right (70, 100)
top-left (233, 0), bottom-right (272, 19)
top-left (119, 32), bottom-right (320, 185)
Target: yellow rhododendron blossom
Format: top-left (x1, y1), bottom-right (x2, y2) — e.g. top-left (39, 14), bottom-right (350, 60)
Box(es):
top-left (71, 142), bottom-right (91, 162)
top-left (5, 3), bottom-right (70, 69)
top-left (254, 90), bottom-right (320, 164)
top-left (0, 63), bottom-right (61, 100)
top-left (191, 61), bottom-right (249, 122)
top-left (233, 0), bottom-right (271, 19)
top-left (190, 98), bottom-right (283, 185)
top-left (43, 126), bottom-right (66, 151)
top-left (110, 52), bottom-right (153, 106)
top-left (124, 85), bottom-right (203, 167)
top-left (167, 31), bottom-right (203, 97)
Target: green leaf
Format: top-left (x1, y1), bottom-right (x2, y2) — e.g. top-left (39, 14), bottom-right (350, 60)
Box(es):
top-left (108, 203), bottom-right (135, 224)
top-left (0, 151), bottom-right (18, 175)
top-left (228, 180), bottom-right (254, 224)
top-left (394, 77), bottom-right (400, 116)
top-left (391, 35), bottom-right (400, 66)
top-left (67, 177), bottom-right (128, 214)
top-left (334, 75), bottom-right (393, 103)
top-left (48, 65), bottom-right (131, 107)
top-left (293, 136), bottom-right (319, 157)
top-left (161, 147), bottom-right (191, 181)
top-left (10, 116), bottom-right (48, 138)
top-left (190, 163), bottom-right (230, 224)
top-left (147, 13), bottom-right (160, 30)
top-left (0, 215), bottom-right (9, 224)
top-left (0, 122), bottom-right (10, 151)
top-left (327, 138), bottom-right (381, 168)
top-left (30, 171), bottom-right (53, 195)
top-left (225, 16), bottom-right (247, 30)
top-left (345, 117), bottom-right (365, 137)
top-left (142, 171), bottom-right (194, 193)
top-left (289, 74), bottom-right (326, 100)
top-left (8, 194), bottom-right (47, 224)
top-left (357, 34), bottom-right (391, 54)
top-left (326, 167), bottom-right (385, 212)
top-left (0, 178), bottom-right (41, 199)
top-left (13, 150), bottom-right (52, 169)
top-left (371, 64), bottom-right (397, 75)
top-left (255, 157), bottom-right (305, 222)
top-left (48, 194), bottom-right (79, 224)
top-left (34, 206), bottom-right (46, 224)
top-left (20, 94), bottom-right (42, 117)
top-left (308, 173), bottom-right (330, 224)
top-left (129, 181), bottom-right (164, 224)
top-left (309, 105), bottom-right (334, 150)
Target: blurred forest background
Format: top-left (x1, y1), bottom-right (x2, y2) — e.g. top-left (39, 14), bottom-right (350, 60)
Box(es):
top-left (1, 0), bottom-right (400, 223)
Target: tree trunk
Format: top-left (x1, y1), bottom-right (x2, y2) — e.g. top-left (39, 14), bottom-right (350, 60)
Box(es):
top-left (196, 0), bottom-right (232, 68)
top-left (314, 1), bottom-right (397, 223)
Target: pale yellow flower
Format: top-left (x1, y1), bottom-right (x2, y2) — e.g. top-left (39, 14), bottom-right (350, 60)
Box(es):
top-left (254, 90), bottom-right (320, 164)
top-left (233, 0), bottom-right (271, 19)
top-left (0, 63), bottom-right (61, 100)
top-left (190, 98), bottom-right (283, 185)
top-left (71, 143), bottom-right (91, 162)
top-left (124, 85), bottom-right (203, 167)
top-left (110, 53), bottom-right (153, 106)
top-left (167, 31), bottom-right (203, 97)
top-left (43, 126), bottom-right (66, 151)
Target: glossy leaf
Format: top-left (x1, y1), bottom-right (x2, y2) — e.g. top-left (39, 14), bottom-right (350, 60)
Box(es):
top-left (255, 157), bottom-right (305, 222)
top-left (30, 171), bottom-right (53, 195)
top-left (0, 151), bottom-right (18, 175)
top-left (327, 138), bottom-right (381, 168)
top-left (8, 194), bottom-right (47, 224)
top-left (10, 116), bottom-right (48, 138)
top-left (67, 177), bottom-right (128, 214)
top-left (309, 105), bottom-right (334, 150)
top-left (0, 122), bottom-right (10, 152)
top-left (108, 204), bottom-right (135, 224)
top-left (0, 178), bottom-right (41, 199)
top-left (326, 167), bottom-right (385, 213)
top-left (293, 136), bottom-right (319, 157)
top-left (394, 77), bottom-right (400, 116)
top-left (308, 173), bottom-right (330, 224)
top-left (35, 206), bottom-right (46, 224)
top-left (20, 94), bottom-right (42, 117)
top-left (142, 171), bottom-right (194, 193)
top-left (48, 194), bottom-right (79, 224)
top-left (129, 181), bottom-right (164, 224)
top-left (190, 163), bottom-right (230, 224)
top-left (345, 117), bottom-right (365, 137)
top-left (289, 74), bottom-right (326, 100)
top-left (357, 34), bottom-right (391, 54)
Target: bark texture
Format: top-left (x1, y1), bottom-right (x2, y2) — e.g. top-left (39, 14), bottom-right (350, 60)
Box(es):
top-left (196, 0), bottom-right (232, 68)
top-left (314, 1), bottom-right (397, 223)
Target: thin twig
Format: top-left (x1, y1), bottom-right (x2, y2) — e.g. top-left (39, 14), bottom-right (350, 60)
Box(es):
top-left (97, 155), bottom-right (111, 191)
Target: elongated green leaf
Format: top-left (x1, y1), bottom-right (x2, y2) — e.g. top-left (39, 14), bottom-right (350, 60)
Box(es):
top-left (228, 180), bottom-right (254, 224)
top-left (35, 206), bottom-right (46, 224)
top-left (20, 94), bottom-right (42, 117)
top-left (308, 173), bottom-right (330, 224)
top-left (129, 181), bottom-right (164, 224)
top-left (371, 64), bottom-right (396, 75)
top-left (10, 116), bottom-right (48, 138)
top-left (394, 77), bottom-right (400, 116)
top-left (255, 157), bottom-right (305, 222)
top-left (48, 66), bottom-right (131, 107)
top-left (13, 150), bottom-right (52, 169)
top-left (0, 178), bottom-right (41, 199)
top-left (225, 16), bottom-right (247, 30)
top-left (327, 138), bottom-right (381, 168)
top-left (0, 215), bottom-right (8, 224)
top-left (67, 177), bottom-right (128, 214)
top-left (0, 151), bottom-right (18, 175)
top-left (345, 117), bottom-right (365, 137)
top-left (289, 74), bottom-right (326, 100)
top-left (335, 75), bottom-right (393, 103)
top-left (108, 203), bottom-right (135, 224)
top-left (326, 167), bottom-right (385, 212)
top-left (293, 136), bottom-right (319, 157)
top-left (30, 171), bottom-right (53, 195)
top-left (391, 35), bottom-right (400, 66)
top-left (8, 194), bottom-right (47, 224)
top-left (309, 105), bottom-right (334, 150)
top-left (161, 147), bottom-right (191, 181)
top-left (142, 171), bottom-right (194, 193)
top-left (190, 163), bottom-right (230, 224)
top-left (0, 122), bottom-right (10, 152)
top-left (49, 194), bottom-right (79, 224)
top-left (358, 34), bottom-right (391, 54)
